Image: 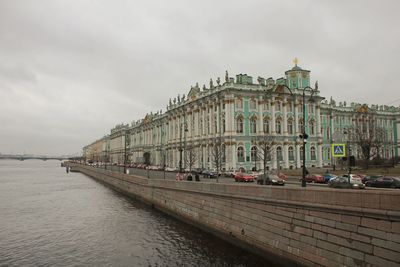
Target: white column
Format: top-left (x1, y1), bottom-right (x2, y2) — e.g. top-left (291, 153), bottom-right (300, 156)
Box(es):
top-left (283, 99), bottom-right (288, 135)
top-left (316, 105), bottom-right (322, 137)
top-left (272, 147), bottom-right (277, 169)
top-left (317, 144), bottom-right (323, 167)
top-left (271, 100), bottom-right (276, 134)
top-left (258, 97), bottom-right (263, 134)
top-left (231, 144), bottom-right (236, 169)
top-left (296, 144), bottom-right (301, 169)
top-left (284, 144), bottom-right (289, 169)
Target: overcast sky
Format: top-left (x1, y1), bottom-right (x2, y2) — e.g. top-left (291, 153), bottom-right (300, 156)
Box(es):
top-left (0, 0), bottom-right (399, 156)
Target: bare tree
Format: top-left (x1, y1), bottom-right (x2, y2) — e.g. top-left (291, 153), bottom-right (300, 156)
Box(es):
top-left (210, 137), bottom-right (223, 172)
top-left (348, 125), bottom-right (386, 169)
top-left (255, 135), bottom-right (276, 175)
top-left (185, 144), bottom-right (197, 172)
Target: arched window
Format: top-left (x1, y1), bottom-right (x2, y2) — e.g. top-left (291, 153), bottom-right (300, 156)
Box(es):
top-left (276, 119), bottom-right (282, 134)
top-left (236, 117), bottom-right (243, 133)
top-left (287, 119), bottom-right (293, 135)
top-left (310, 146), bottom-right (316, 160)
top-left (263, 118), bottom-right (270, 133)
top-left (300, 146), bottom-right (304, 160)
top-left (251, 146), bottom-right (257, 161)
top-left (250, 116), bottom-right (257, 134)
top-left (222, 118), bottom-right (226, 133)
top-left (299, 118), bottom-right (304, 133)
top-left (276, 146), bottom-right (283, 161)
top-left (237, 147), bottom-right (245, 162)
top-left (309, 120), bottom-right (315, 135)
top-left (288, 146), bottom-right (294, 160)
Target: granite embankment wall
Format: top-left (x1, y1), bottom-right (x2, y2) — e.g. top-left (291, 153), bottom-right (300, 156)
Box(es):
top-left (70, 164), bottom-right (400, 266)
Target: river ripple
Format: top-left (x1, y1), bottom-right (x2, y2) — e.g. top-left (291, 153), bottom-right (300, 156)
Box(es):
top-left (0, 160), bottom-right (275, 267)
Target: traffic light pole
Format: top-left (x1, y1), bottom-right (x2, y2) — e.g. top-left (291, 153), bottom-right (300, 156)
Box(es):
top-left (301, 90), bottom-right (307, 187)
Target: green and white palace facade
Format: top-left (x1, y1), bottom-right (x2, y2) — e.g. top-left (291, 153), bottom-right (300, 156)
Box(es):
top-left (83, 64), bottom-right (400, 171)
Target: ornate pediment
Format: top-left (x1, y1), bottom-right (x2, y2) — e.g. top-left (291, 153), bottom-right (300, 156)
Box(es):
top-left (187, 86), bottom-right (200, 100)
top-left (356, 104), bottom-right (369, 113)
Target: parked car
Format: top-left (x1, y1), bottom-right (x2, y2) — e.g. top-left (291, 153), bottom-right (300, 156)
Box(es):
top-left (257, 174), bottom-right (285, 186)
top-left (165, 166), bottom-right (178, 172)
top-left (328, 176), bottom-right (365, 189)
top-left (234, 172), bottom-right (255, 182)
top-left (175, 172), bottom-right (185, 181)
top-left (229, 168), bottom-right (246, 178)
top-left (323, 173), bottom-right (337, 183)
top-left (303, 174), bottom-right (324, 183)
top-left (365, 177), bottom-right (400, 188)
top-left (202, 169), bottom-right (219, 178)
top-left (362, 175), bottom-right (382, 184)
top-left (277, 172), bottom-right (287, 180)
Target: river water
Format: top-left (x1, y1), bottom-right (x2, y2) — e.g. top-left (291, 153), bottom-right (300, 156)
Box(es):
top-left (0, 160), bottom-right (275, 267)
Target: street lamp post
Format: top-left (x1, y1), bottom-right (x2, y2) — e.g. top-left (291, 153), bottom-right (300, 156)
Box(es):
top-left (124, 129), bottom-right (130, 174)
top-left (179, 122), bottom-right (188, 173)
top-left (281, 84), bottom-right (317, 187)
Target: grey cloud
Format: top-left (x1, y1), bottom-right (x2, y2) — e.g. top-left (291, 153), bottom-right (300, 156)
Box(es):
top-left (0, 0), bottom-right (399, 155)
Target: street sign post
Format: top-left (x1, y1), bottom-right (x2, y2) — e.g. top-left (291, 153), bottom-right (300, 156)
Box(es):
top-left (331, 144), bottom-right (346, 158)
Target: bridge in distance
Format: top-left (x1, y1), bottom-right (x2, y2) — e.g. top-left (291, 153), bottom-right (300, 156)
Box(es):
top-left (0, 155), bottom-right (77, 161)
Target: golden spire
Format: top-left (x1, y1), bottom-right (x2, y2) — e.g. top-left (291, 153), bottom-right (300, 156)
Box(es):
top-left (293, 57), bottom-right (298, 66)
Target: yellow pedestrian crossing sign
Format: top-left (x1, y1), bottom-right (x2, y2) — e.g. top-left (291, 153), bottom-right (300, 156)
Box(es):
top-left (332, 144), bottom-right (346, 157)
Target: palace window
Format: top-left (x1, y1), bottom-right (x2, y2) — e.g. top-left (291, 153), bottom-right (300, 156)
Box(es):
top-left (236, 98), bottom-right (243, 109)
top-left (308, 104), bottom-right (314, 114)
top-left (266, 146), bottom-right (272, 161)
top-left (310, 146), bottom-right (316, 160)
top-left (263, 101), bottom-right (269, 110)
top-left (222, 144), bottom-right (226, 162)
top-left (236, 117), bottom-right (244, 133)
top-left (276, 119), bottom-right (282, 134)
top-left (309, 120), bottom-right (315, 135)
top-left (288, 146), bottom-right (294, 160)
top-left (275, 101), bottom-right (281, 111)
top-left (214, 115), bottom-right (217, 133)
top-left (250, 99), bottom-right (257, 110)
top-left (276, 146), bottom-right (283, 161)
top-left (250, 116), bottom-right (257, 134)
top-left (251, 146), bottom-right (257, 161)
top-left (287, 102), bottom-right (293, 112)
top-left (300, 147), bottom-right (304, 160)
top-left (287, 119), bottom-right (294, 134)
top-left (222, 118), bottom-right (226, 133)
top-left (263, 118), bottom-right (270, 133)
top-left (237, 147), bottom-right (245, 162)
top-left (299, 119), bottom-right (304, 133)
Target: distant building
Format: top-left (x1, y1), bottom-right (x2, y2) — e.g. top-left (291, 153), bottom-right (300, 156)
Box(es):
top-left (83, 63), bottom-right (400, 170)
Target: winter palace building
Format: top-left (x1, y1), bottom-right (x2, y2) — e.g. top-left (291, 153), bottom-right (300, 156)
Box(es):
top-left (83, 62), bottom-right (400, 171)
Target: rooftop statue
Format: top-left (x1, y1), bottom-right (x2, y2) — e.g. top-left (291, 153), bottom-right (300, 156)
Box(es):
top-left (177, 94), bottom-right (180, 103)
top-left (203, 84), bottom-right (206, 90)
top-left (210, 78), bottom-right (214, 89)
top-left (315, 80), bottom-right (318, 90)
top-left (225, 70), bottom-right (229, 83)
top-left (216, 77), bottom-right (220, 86)
top-left (173, 98), bottom-right (176, 104)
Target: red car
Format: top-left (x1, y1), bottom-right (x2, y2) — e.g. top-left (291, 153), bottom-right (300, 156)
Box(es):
top-left (303, 174), bottom-right (324, 183)
top-left (234, 172), bottom-right (255, 182)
